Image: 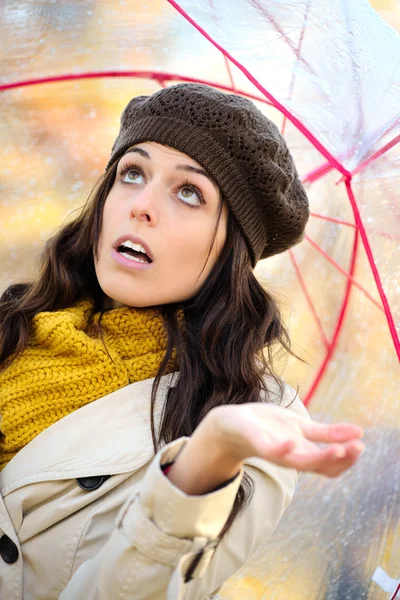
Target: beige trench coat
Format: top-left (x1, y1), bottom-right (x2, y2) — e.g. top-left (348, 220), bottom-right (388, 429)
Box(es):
top-left (0, 372), bottom-right (309, 599)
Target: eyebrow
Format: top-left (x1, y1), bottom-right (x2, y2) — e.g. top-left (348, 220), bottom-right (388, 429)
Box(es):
top-left (122, 147), bottom-right (217, 188)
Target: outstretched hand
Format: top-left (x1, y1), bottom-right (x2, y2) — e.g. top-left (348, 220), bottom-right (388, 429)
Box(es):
top-left (209, 402), bottom-right (365, 478)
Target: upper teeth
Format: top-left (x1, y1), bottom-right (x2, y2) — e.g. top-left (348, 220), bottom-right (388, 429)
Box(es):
top-left (120, 240), bottom-right (147, 255)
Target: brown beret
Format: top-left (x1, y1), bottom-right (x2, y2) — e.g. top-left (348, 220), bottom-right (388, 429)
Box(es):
top-left (105, 83), bottom-right (309, 266)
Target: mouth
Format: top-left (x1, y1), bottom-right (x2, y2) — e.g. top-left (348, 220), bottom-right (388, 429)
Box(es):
top-left (113, 236), bottom-right (153, 264)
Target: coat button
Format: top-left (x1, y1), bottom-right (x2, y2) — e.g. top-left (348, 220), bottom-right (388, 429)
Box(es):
top-left (0, 535), bottom-right (19, 564)
top-left (76, 475), bottom-right (110, 491)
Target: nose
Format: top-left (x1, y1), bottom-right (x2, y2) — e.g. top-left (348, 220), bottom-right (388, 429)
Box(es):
top-left (129, 182), bottom-right (158, 225)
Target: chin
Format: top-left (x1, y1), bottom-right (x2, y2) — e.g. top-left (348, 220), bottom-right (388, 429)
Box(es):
top-left (97, 274), bottom-right (148, 308)
top-left (103, 289), bottom-right (157, 309)
top-left (98, 275), bottom-right (185, 308)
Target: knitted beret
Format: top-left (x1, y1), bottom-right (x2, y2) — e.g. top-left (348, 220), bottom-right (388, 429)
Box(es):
top-left (105, 83), bottom-right (309, 266)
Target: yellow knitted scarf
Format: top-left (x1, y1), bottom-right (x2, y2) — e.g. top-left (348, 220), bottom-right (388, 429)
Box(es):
top-left (0, 298), bottom-right (177, 470)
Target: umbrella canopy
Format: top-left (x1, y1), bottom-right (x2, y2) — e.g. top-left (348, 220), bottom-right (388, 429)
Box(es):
top-left (1, 0), bottom-right (399, 597)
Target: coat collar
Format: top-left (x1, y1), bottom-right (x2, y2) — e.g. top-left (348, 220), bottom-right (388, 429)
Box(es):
top-left (0, 372), bottom-right (178, 495)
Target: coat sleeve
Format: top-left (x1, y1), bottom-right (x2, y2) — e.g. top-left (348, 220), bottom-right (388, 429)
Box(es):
top-left (59, 386), bottom-right (310, 600)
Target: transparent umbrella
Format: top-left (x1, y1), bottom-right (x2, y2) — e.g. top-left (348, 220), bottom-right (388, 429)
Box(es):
top-left (1, 1), bottom-right (399, 598)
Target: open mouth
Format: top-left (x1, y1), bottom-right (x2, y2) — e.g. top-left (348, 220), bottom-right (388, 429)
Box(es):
top-left (116, 241), bottom-right (153, 264)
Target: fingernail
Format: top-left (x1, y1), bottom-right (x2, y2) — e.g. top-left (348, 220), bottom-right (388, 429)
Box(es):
top-left (334, 447), bottom-right (346, 458)
top-left (354, 442), bottom-right (365, 453)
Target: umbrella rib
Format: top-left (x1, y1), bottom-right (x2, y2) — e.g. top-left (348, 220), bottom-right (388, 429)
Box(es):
top-left (310, 211), bottom-right (399, 242)
top-left (302, 228), bottom-right (360, 406)
top-left (305, 235), bottom-right (383, 311)
top-left (306, 127), bottom-right (399, 186)
top-left (367, 154), bottom-right (400, 235)
top-left (352, 133), bottom-right (400, 177)
top-left (344, 178), bottom-right (400, 357)
top-left (0, 70), bottom-right (273, 106)
top-left (166, 0), bottom-right (348, 176)
top-left (303, 162), bottom-right (335, 184)
top-left (224, 55), bottom-right (236, 91)
top-left (247, 0), bottom-right (332, 109)
top-left (289, 0), bottom-right (312, 94)
top-left (340, 0), bottom-right (367, 163)
top-left (281, 0), bottom-right (312, 138)
top-left (0, 69), bottom-right (351, 181)
top-left (289, 250), bottom-right (330, 349)
top-left (309, 213), bottom-right (356, 228)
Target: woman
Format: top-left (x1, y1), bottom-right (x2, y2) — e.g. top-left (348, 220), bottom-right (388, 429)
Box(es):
top-left (0, 83), bottom-right (364, 599)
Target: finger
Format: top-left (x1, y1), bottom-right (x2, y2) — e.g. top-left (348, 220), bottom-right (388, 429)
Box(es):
top-left (341, 439), bottom-right (366, 460)
top-left (319, 440), bottom-right (365, 474)
top-left (325, 440), bottom-right (365, 460)
top-left (317, 444), bottom-right (364, 478)
top-left (257, 437), bottom-right (296, 460)
top-left (274, 439), bottom-right (296, 455)
top-left (302, 421), bottom-right (364, 444)
top-left (282, 441), bottom-right (364, 473)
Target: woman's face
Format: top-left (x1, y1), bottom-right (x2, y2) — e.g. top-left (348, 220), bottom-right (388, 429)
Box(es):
top-left (95, 141), bottom-right (228, 308)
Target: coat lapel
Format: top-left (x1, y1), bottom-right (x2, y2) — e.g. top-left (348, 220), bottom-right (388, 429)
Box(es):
top-left (0, 372), bottom-right (178, 495)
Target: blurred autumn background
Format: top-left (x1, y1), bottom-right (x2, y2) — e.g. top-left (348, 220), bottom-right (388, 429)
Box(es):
top-left (0, 1), bottom-right (399, 598)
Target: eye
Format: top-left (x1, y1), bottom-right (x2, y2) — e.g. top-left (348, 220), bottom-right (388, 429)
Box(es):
top-left (177, 182), bottom-right (205, 208)
top-left (117, 162), bottom-right (145, 184)
top-left (117, 163), bottom-right (206, 208)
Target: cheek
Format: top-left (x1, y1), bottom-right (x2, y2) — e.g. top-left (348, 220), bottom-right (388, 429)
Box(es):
top-left (165, 221), bottom-right (211, 267)
top-left (101, 197), bottom-right (113, 226)
top-left (164, 215), bottom-right (227, 280)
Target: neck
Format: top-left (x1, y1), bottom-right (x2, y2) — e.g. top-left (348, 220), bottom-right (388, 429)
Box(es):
top-left (103, 295), bottom-right (128, 310)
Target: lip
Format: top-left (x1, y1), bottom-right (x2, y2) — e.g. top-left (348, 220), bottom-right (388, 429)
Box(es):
top-left (111, 248), bottom-right (152, 271)
top-left (112, 234), bottom-right (154, 262)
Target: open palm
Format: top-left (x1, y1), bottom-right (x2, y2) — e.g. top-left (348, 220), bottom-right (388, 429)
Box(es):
top-left (211, 403), bottom-right (365, 478)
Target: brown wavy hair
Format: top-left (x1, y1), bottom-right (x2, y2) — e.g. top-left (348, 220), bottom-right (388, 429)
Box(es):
top-left (0, 156), bottom-right (306, 576)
